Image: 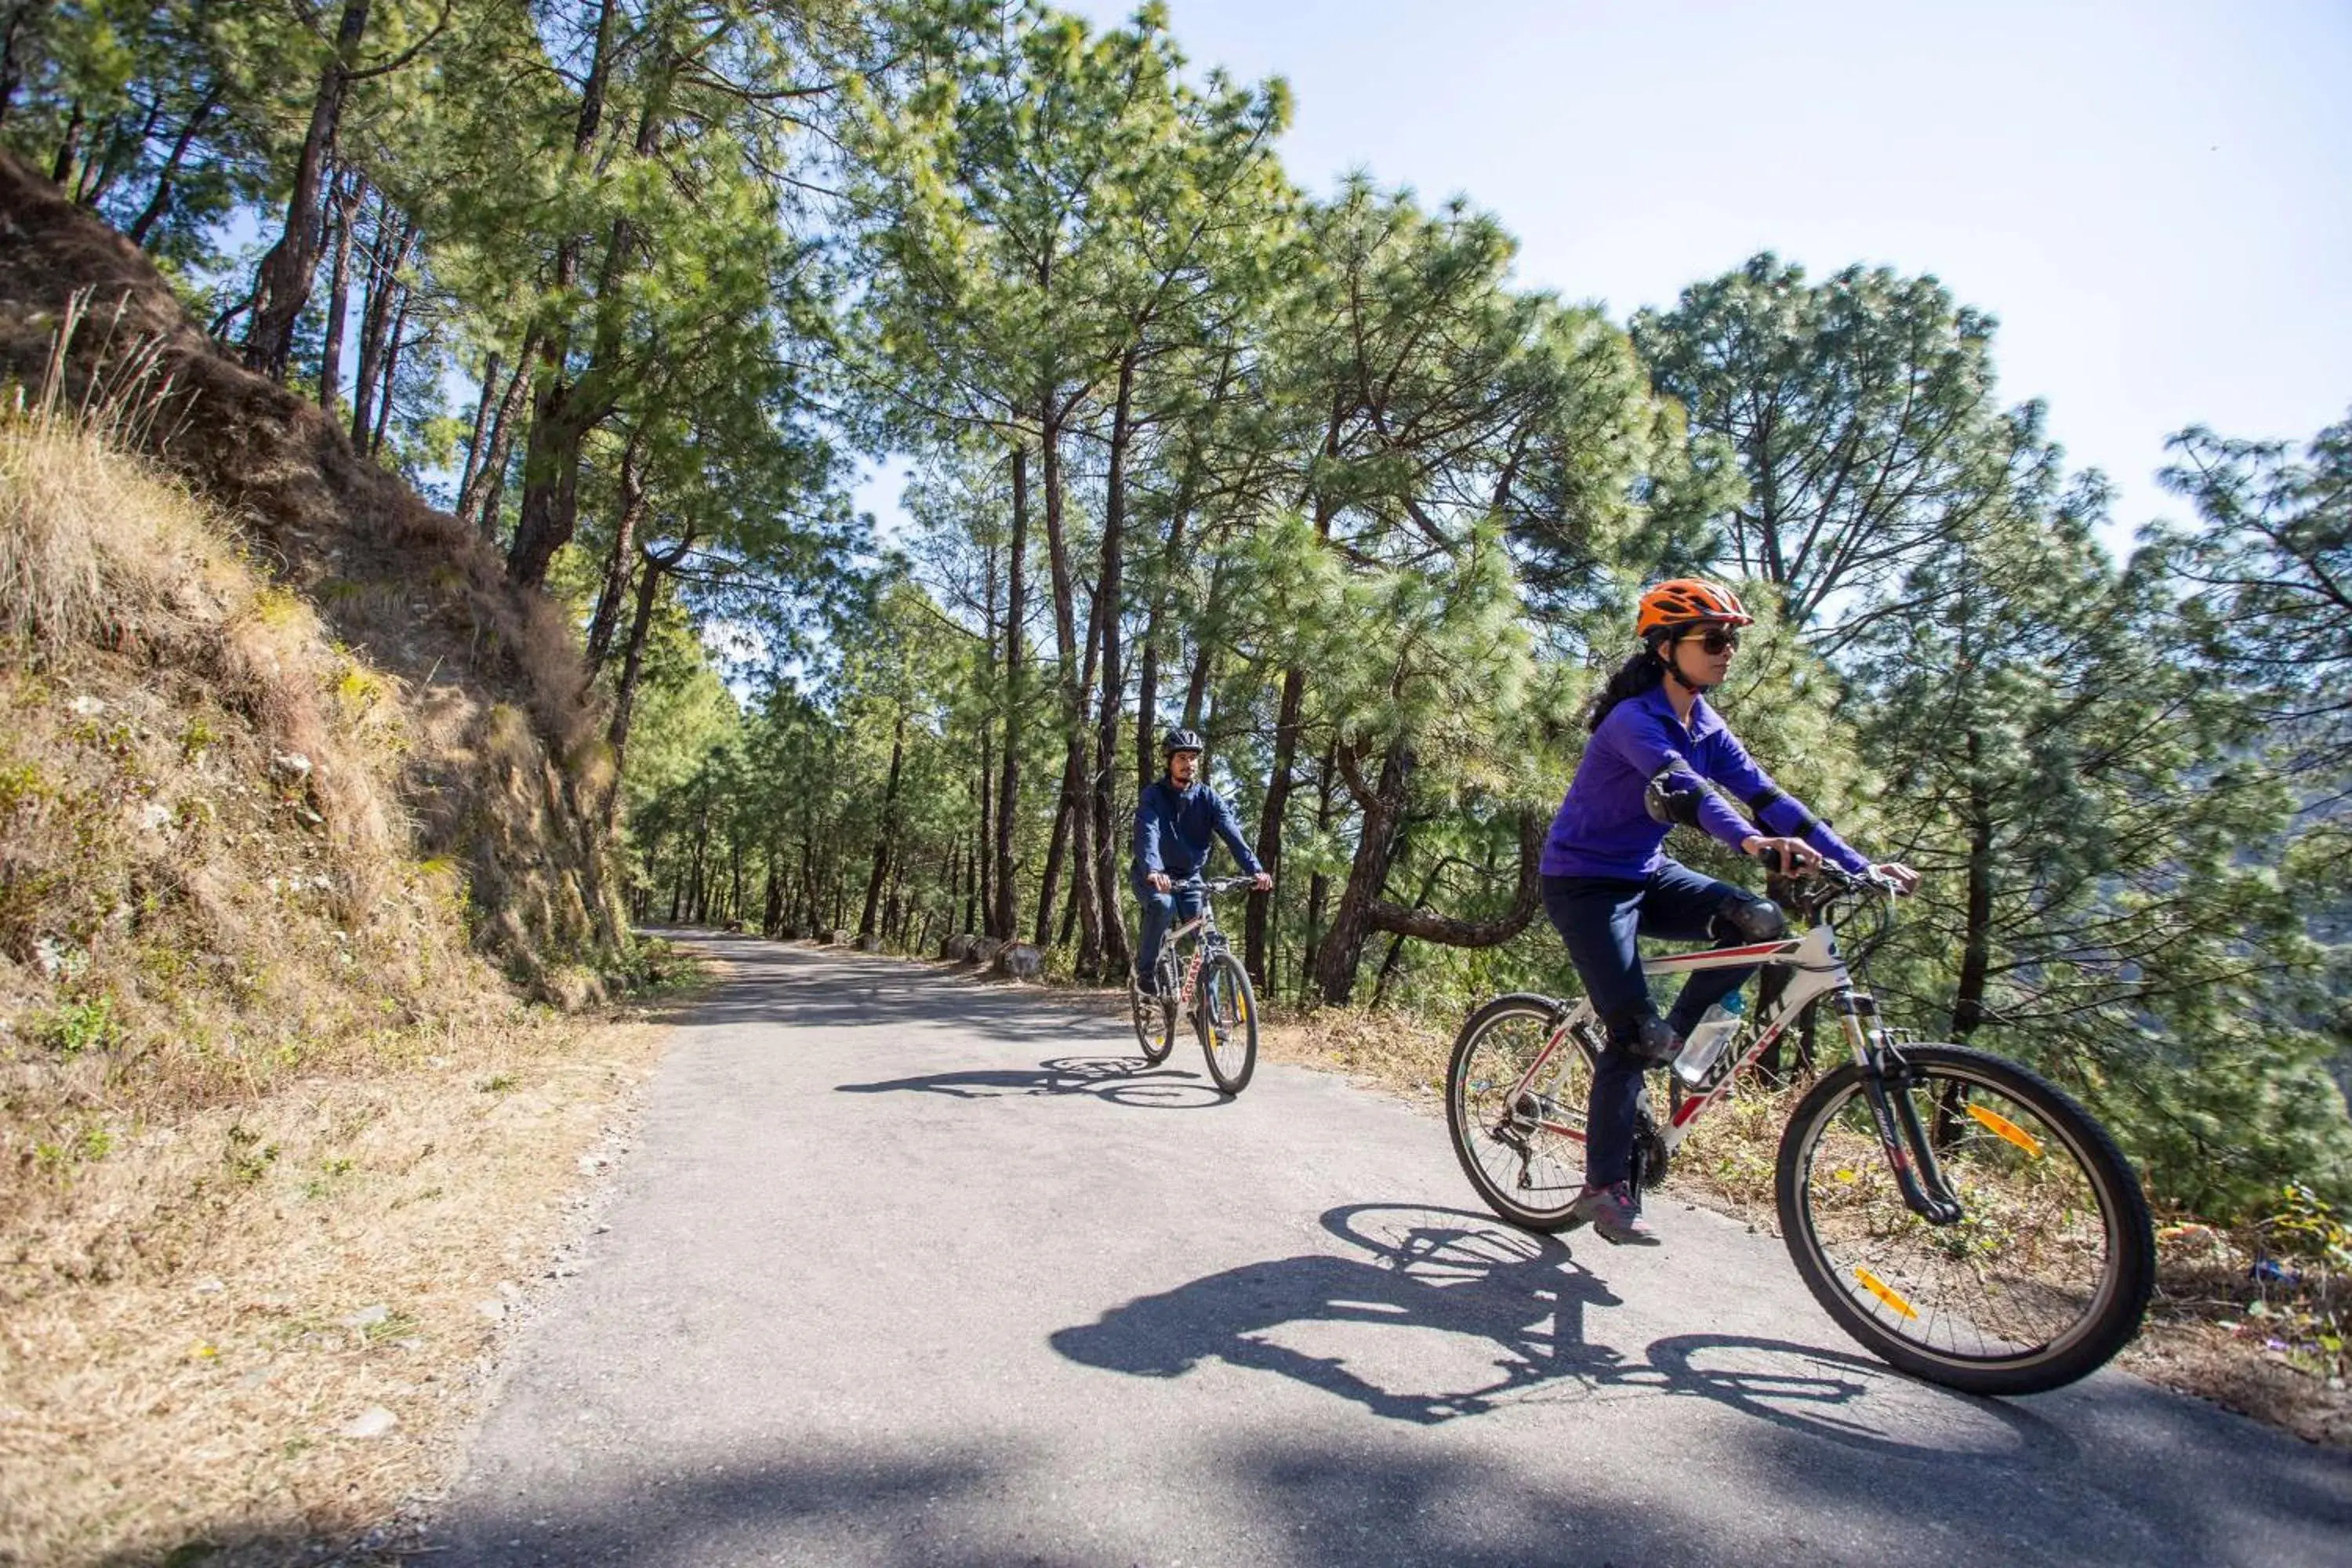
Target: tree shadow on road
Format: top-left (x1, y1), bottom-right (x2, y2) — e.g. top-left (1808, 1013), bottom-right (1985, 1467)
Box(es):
top-left (638, 930), bottom-right (1134, 1047)
top-left (1052, 1201), bottom-right (2069, 1462)
top-left (837, 1053), bottom-right (1232, 1110)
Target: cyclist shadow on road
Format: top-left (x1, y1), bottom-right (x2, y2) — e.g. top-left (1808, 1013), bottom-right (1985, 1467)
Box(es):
top-left (837, 1053), bottom-right (1231, 1110)
top-left (1051, 1203), bottom-right (2069, 1459)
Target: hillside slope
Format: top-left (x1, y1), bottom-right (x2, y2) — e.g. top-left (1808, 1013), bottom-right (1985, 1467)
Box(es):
top-left (0, 150), bottom-right (655, 1563)
top-left (0, 149), bottom-right (625, 992)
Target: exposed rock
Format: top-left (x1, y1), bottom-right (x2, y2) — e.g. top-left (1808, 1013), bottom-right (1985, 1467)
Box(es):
top-left (993, 942), bottom-right (1044, 981)
top-left (339, 1405), bottom-right (397, 1440)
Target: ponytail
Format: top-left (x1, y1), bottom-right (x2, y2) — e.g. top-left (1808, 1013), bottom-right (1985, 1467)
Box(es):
top-left (1586, 646), bottom-right (1664, 733)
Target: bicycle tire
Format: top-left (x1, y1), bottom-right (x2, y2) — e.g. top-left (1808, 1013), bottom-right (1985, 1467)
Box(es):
top-left (1775, 1044), bottom-right (2154, 1396)
top-left (1196, 949), bottom-right (1257, 1094)
top-left (1129, 971), bottom-right (1174, 1065)
top-left (1445, 995), bottom-right (1595, 1232)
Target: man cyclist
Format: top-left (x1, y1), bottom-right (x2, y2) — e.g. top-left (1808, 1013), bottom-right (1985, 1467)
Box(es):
top-left (1132, 728), bottom-right (1272, 998)
top-left (1541, 579), bottom-right (1919, 1245)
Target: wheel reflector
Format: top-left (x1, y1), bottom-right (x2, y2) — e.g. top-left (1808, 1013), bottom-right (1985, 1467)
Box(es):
top-left (1854, 1267), bottom-right (1919, 1319)
top-left (1967, 1103), bottom-right (2043, 1157)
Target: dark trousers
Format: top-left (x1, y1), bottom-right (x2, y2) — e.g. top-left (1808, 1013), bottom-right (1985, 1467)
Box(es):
top-left (1542, 864), bottom-right (1756, 1189)
top-left (1134, 878), bottom-right (1206, 986)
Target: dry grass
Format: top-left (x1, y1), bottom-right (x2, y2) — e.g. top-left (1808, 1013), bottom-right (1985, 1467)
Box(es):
top-left (0, 990), bottom-right (684, 1568)
top-left (0, 382), bottom-right (696, 1562)
top-left (1261, 1004), bottom-right (2352, 1446)
top-left (0, 412), bottom-right (486, 1113)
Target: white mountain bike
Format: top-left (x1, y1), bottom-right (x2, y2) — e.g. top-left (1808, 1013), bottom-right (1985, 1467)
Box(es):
top-left (1445, 864), bottom-right (2155, 1396)
top-left (1128, 875), bottom-right (1259, 1095)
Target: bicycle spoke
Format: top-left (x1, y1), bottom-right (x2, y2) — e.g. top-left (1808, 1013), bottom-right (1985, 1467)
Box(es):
top-left (1789, 1059), bottom-right (2134, 1377)
top-left (1447, 1002), bottom-right (1592, 1229)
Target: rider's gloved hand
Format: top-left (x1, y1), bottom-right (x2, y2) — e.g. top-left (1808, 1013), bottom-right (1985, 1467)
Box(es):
top-left (1252, 872), bottom-right (1273, 891)
top-left (1871, 862), bottom-right (1922, 895)
top-left (1741, 835), bottom-right (1823, 876)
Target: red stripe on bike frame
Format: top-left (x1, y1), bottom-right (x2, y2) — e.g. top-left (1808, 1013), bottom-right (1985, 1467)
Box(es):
top-left (1647, 938), bottom-right (1802, 969)
top-left (1670, 1018), bottom-right (1788, 1128)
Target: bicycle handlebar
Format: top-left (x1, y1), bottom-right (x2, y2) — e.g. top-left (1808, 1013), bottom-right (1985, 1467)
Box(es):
top-left (1163, 873), bottom-right (1262, 896)
top-left (1769, 861), bottom-right (1900, 926)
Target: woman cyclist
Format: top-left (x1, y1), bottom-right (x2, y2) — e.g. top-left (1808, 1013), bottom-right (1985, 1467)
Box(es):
top-left (1541, 579), bottom-right (1918, 1245)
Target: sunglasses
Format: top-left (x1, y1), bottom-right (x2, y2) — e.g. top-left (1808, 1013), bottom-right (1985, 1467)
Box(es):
top-left (1684, 628), bottom-right (1741, 655)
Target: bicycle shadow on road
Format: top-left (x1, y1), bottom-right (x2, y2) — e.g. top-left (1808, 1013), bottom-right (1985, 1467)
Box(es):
top-left (1051, 1202), bottom-right (2071, 1461)
top-left (837, 1053), bottom-right (1232, 1110)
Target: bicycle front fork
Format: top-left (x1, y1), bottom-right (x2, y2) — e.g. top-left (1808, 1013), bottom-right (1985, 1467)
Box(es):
top-left (1859, 1045), bottom-right (1965, 1225)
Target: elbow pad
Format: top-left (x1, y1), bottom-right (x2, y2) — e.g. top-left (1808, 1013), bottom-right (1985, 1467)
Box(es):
top-left (1645, 766), bottom-right (1709, 828)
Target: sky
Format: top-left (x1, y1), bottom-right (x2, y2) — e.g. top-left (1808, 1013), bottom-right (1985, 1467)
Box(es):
top-left (859, 0), bottom-right (2350, 554)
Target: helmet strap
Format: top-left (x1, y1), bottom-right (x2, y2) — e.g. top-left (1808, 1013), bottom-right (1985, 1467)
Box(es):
top-left (1655, 635), bottom-right (1715, 697)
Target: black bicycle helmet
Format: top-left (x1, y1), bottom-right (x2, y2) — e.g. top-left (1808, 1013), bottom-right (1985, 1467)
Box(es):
top-left (1161, 728), bottom-right (1203, 755)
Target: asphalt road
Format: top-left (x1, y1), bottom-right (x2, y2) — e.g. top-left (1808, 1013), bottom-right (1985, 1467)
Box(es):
top-left (430, 935), bottom-right (2351, 1566)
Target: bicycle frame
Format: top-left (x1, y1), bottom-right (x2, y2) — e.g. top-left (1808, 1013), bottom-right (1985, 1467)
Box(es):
top-left (1494, 898), bottom-right (1966, 1225)
top-left (1496, 921), bottom-right (1849, 1144)
top-left (1149, 878), bottom-right (1248, 1016)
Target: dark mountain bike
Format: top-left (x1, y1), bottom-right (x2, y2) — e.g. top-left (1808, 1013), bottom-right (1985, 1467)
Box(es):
top-left (1128, 875), bottom-right (1260, 1095)
top-left (1444, 863), bottom-right (2155, 1396)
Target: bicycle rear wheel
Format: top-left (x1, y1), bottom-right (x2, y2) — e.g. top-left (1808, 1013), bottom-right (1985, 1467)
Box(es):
top-left (1129, 971), bottom-right (1174, 1064)
top-left (1196, 949), bottom-right (1257, 1094)
top-left (1446, 996), bottom-right (1595, 1232)
top-left (1776, 1044), bottom-right (2154, 1396)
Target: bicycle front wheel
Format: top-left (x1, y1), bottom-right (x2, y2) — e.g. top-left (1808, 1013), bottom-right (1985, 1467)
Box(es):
top-left (1776, 1044), bottom-right (2154, 1396)
top-left (1446, 996), bottom-right (1595, 1232)
top-left (1130, 971), bottom-right (1174, 1065)
top-left (1196, 949), bottom-right (1257, 1094)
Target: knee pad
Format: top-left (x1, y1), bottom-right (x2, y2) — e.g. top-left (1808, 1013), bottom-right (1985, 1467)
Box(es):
top-left (1711, 891), bottom-right (1787, 945)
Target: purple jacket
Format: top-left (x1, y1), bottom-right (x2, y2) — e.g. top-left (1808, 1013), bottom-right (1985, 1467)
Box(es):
top-left (1541, 684), bottom-right (1870, 881)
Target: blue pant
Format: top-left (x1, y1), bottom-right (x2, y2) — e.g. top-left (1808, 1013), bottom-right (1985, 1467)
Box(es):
top-left (1542, 864), bottom-right (1757, 1189)
top-left (1134, 878), bottom-right (1205, 988)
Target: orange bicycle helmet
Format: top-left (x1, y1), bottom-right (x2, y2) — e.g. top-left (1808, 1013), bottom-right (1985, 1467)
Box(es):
top-left (1635, 578), bottom-right (1754, 641)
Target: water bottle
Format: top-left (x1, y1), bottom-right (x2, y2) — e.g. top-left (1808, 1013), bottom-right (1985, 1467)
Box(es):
top-left (1672, 989), bottom-right (1746, 1087)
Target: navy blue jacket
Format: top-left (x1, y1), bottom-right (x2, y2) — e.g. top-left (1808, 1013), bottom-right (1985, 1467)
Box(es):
top-left (1541, 684), bottom-right (1870, 880)
top-left (1133, 776), bottom-right (1264, 883)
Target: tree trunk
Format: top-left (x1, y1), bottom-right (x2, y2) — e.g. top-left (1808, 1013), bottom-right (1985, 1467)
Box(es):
top-left (975, 750), bottom-right (993, 937)
top-left (1033, 392), bottom-right (1100, 967)
top-left (48, 96), bottom-right (81, 186)
top-left (604, 531), bottom-right (694, 818)
top-left (454, 348), bottom-right (501, 505)
top-left (503, 0), bottom-right (625, 589)
top-left (1340, 811), bottom-right (1547, 997)
top-left (0, 2), bottom-right (45, 129)
top-left (1950, 748), bottom-right (1996, 1040)
top-left (350, 203), bottom-right (415, 449)
top-left (1034, 737), bottom-right (1082, 949)
top-left (315, 169), bottom-right (361, 414)
top-left (1133, 489), bottom-right (1195, 799)
top-left (1091, 348), bottom-right (1139, 978)
top-left (367, 285), bottom-right (413, 456)
top-left (245, 0), bottom-right (371, 380)
top-left (125, 83), bottom-right (222, 246)
top-left (993, 444), bottom-right (1028, 942)
top-left (1181, 637), bottom-right (1213, 728)
top-left (75, 93), bottom-right (159, 206)
top-left (858, 711), bottom-right (907, 940)
top-left (1245, 665), bottom-right (1306, 985)
top-left (459, 336), bottom-right (535, 539)
top-left (1301, 739), bottom-right (1338, 989)
top-left (1312, 742), bottom-right (1412, 1005)
top-left (584, 430), bottom-right (650, 673)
